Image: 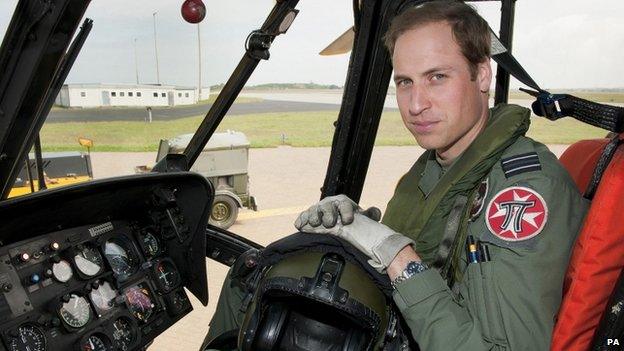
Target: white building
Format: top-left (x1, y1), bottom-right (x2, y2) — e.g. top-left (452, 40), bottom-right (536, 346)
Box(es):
top-left (55, 83), bottom-right (209, 108)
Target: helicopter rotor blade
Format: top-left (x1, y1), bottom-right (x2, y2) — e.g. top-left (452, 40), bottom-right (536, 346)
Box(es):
top-left (319, 26), bottom-right (355, 56)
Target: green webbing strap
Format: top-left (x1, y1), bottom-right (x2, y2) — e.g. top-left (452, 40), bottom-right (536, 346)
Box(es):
top-left (432, 194), bottom-right (468, 271)
top-left (445, 181), bottom-right (485, 285)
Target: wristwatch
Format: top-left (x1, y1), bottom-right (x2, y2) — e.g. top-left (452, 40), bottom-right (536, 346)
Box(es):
top-left (391, 261), bottom-right (429, 289)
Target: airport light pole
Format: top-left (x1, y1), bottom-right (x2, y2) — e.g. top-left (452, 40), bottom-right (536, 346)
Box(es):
top-left (133, 38), bottom-right (139, 84)
top-left (153, 12), bottom-right (161, 84)
top-left (197, 23), bottom-right (202, 103)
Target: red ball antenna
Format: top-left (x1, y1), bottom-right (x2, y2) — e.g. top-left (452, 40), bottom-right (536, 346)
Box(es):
top-left (181, 0), bottom-right (206, 24)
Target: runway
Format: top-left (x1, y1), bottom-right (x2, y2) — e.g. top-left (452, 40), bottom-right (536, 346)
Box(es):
top-left (48, 99), bottom-right (397, 123)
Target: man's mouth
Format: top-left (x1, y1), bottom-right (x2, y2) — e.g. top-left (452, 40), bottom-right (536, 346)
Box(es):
top-left (411, 120), bottom-right (439, 133)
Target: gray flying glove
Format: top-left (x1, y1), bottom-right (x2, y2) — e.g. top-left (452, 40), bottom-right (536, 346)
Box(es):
top-left (293, 194), bottom-right (382, 230)
top-left (299, 213), bottom-right (414, 273)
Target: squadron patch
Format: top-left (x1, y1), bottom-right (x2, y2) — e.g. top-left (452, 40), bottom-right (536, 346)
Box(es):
top-left (469, 178), bottom-right (489, 221)
top-left (485, 186), bottom-right (548, 241)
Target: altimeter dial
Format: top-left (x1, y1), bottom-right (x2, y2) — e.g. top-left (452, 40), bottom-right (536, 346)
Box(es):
top-left (141, 231), bottom-right (160, 258)
top-left (81, 334), bottom-right (111, 351)
top-left (52, 259), bottom-right (73, 282)
top-left (112, 317), bottom-right (135, 351)
top-left (74, 244), bottom-right (104, 277)
top-left (59, 294), bottom-right (91, 329)
top-left (8, 324), bottom-right (46, 351)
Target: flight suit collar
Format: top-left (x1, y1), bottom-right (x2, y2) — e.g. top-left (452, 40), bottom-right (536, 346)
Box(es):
top-left (418, 151), bottom-right (443, 198)
top-left (418, 151), bottom-right (459, 198)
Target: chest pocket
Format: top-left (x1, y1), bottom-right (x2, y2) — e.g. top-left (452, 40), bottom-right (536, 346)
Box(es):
top-left (461, 261), bottom-right (510, 350)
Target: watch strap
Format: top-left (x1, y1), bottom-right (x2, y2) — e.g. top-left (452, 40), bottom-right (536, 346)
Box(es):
top-left (391, 261), bottom-right (429, 289)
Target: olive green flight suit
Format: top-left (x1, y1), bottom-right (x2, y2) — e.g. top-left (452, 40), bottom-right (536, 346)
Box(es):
top-left (203, 270), bottom-right (246, 346)
top-left (203, 104), bottom-right (589, 350)
top-left (391, 136), bottom-right (588, 350)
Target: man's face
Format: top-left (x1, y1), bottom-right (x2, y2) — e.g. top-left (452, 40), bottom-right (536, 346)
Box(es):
top-left (392, 21), bottom-right (491, 160)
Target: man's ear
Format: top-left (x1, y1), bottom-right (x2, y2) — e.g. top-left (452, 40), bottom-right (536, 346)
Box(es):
top-left (477, 59), bottom-right (492, 93)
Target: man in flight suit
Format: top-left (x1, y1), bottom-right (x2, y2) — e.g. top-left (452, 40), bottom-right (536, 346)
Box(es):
top-left (205, 1), bottom-right (588, 350)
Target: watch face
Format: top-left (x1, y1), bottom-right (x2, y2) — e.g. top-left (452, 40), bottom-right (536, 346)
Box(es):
top-left (405, 261), bottom-right (428, 276)
top-left (392, 261), bottom-right (428, 289)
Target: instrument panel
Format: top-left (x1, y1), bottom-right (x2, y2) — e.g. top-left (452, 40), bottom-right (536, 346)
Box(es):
top-left (0, 173), bottom-right (212, 351)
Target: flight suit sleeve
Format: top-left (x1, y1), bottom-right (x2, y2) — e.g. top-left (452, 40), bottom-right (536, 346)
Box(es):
top-left (391, 173), bottom-right (588, 351)
top-left (200, 267), bottom-right (247, 351)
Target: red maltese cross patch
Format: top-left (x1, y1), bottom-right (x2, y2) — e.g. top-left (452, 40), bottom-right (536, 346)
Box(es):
top-left (485, 186), bottom-right (548, 241)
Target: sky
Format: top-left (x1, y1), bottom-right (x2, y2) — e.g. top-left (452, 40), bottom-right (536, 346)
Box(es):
top-left (1, 0), bottom-right (623, 89)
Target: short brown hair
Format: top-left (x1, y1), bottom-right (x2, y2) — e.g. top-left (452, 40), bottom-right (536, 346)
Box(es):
top-left (384, 0), bottom-right (491, 79)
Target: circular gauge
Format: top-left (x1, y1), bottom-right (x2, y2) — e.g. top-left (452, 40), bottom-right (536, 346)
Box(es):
top-left (89, 281), bottom-right (117, 314)
top-left (81, 333), bottom-right (111, 351)
top-left (59, 294), bottom-right (91, 329)
top-left (166, 289), bottom-right (190, 315)
top-left (111, 317), bottom-right (135, 351)
top-left (74, 245), bottom-right (104, 277)
top-left (154, 260), bottom-right (180, 293)
top-left (104, 236), bottom-right (139, 280)
top-left (52, 259), bottom-right (73, 282)
top-left (8, 324), bottom-right (46, 351)
top-left (124, 284), bottom-right (155, 323)
top-left (141, 231), bottom-right (160, 258)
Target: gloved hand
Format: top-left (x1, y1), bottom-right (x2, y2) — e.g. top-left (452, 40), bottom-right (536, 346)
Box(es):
top-left (293, 194), bottom-right (382, 230)
top-left (299, 213), bottom-right (414, 272)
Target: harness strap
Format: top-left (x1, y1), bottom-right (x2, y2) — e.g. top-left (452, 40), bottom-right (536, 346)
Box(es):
top-left (584, 135), bottom-right (622, 200)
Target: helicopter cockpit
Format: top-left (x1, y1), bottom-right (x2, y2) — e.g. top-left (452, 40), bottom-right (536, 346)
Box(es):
top-left (1, 0), bottom-right (624, 350)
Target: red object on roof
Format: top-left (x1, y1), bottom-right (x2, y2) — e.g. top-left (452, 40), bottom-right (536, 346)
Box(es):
top-left (181, 0), bottom-right (206, 24)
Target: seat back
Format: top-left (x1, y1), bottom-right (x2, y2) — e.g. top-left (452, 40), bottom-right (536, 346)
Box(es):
top-left (552, 136), bottom-right (624, 351)
top-left (558, 138), bottom-right (611, 195)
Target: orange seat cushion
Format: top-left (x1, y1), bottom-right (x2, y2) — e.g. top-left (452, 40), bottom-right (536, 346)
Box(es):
top-left (558, 138), bottom-right (610, 193)
top-left (552, 137), bottom-right (624, 351)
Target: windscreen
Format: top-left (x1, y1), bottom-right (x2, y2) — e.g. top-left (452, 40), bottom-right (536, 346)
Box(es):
top-left (0, 1), bottom-right (353, 349)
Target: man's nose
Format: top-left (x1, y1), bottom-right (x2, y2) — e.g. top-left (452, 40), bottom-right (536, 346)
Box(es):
top-left (408, 86), bottom-right (431, 116)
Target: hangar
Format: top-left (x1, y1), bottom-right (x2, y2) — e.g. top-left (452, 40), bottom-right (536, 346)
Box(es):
top-left (54, 83), bottom-right (209, 108)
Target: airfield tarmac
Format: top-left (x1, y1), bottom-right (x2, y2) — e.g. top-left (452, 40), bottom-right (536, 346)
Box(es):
top-left (47, 100), bottom-right (349, 122)
top-left (89, 144), bottom-right (569, 350)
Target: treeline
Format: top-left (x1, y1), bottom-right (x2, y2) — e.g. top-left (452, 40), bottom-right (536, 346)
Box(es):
top-left (210, 83), bottom-right (342, 90)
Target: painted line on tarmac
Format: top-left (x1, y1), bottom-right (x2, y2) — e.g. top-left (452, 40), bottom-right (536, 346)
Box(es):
top-left (238, 205), bottom-right (308, 220)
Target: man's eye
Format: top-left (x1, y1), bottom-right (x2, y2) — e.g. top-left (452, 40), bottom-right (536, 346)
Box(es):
top-left (431, 73), bottom-right (446, 81)
top-left (397, 79), bottom-right (412, 87)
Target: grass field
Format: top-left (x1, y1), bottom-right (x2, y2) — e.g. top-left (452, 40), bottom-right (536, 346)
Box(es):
top-left (40, 110), bottom-right (608, 152)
